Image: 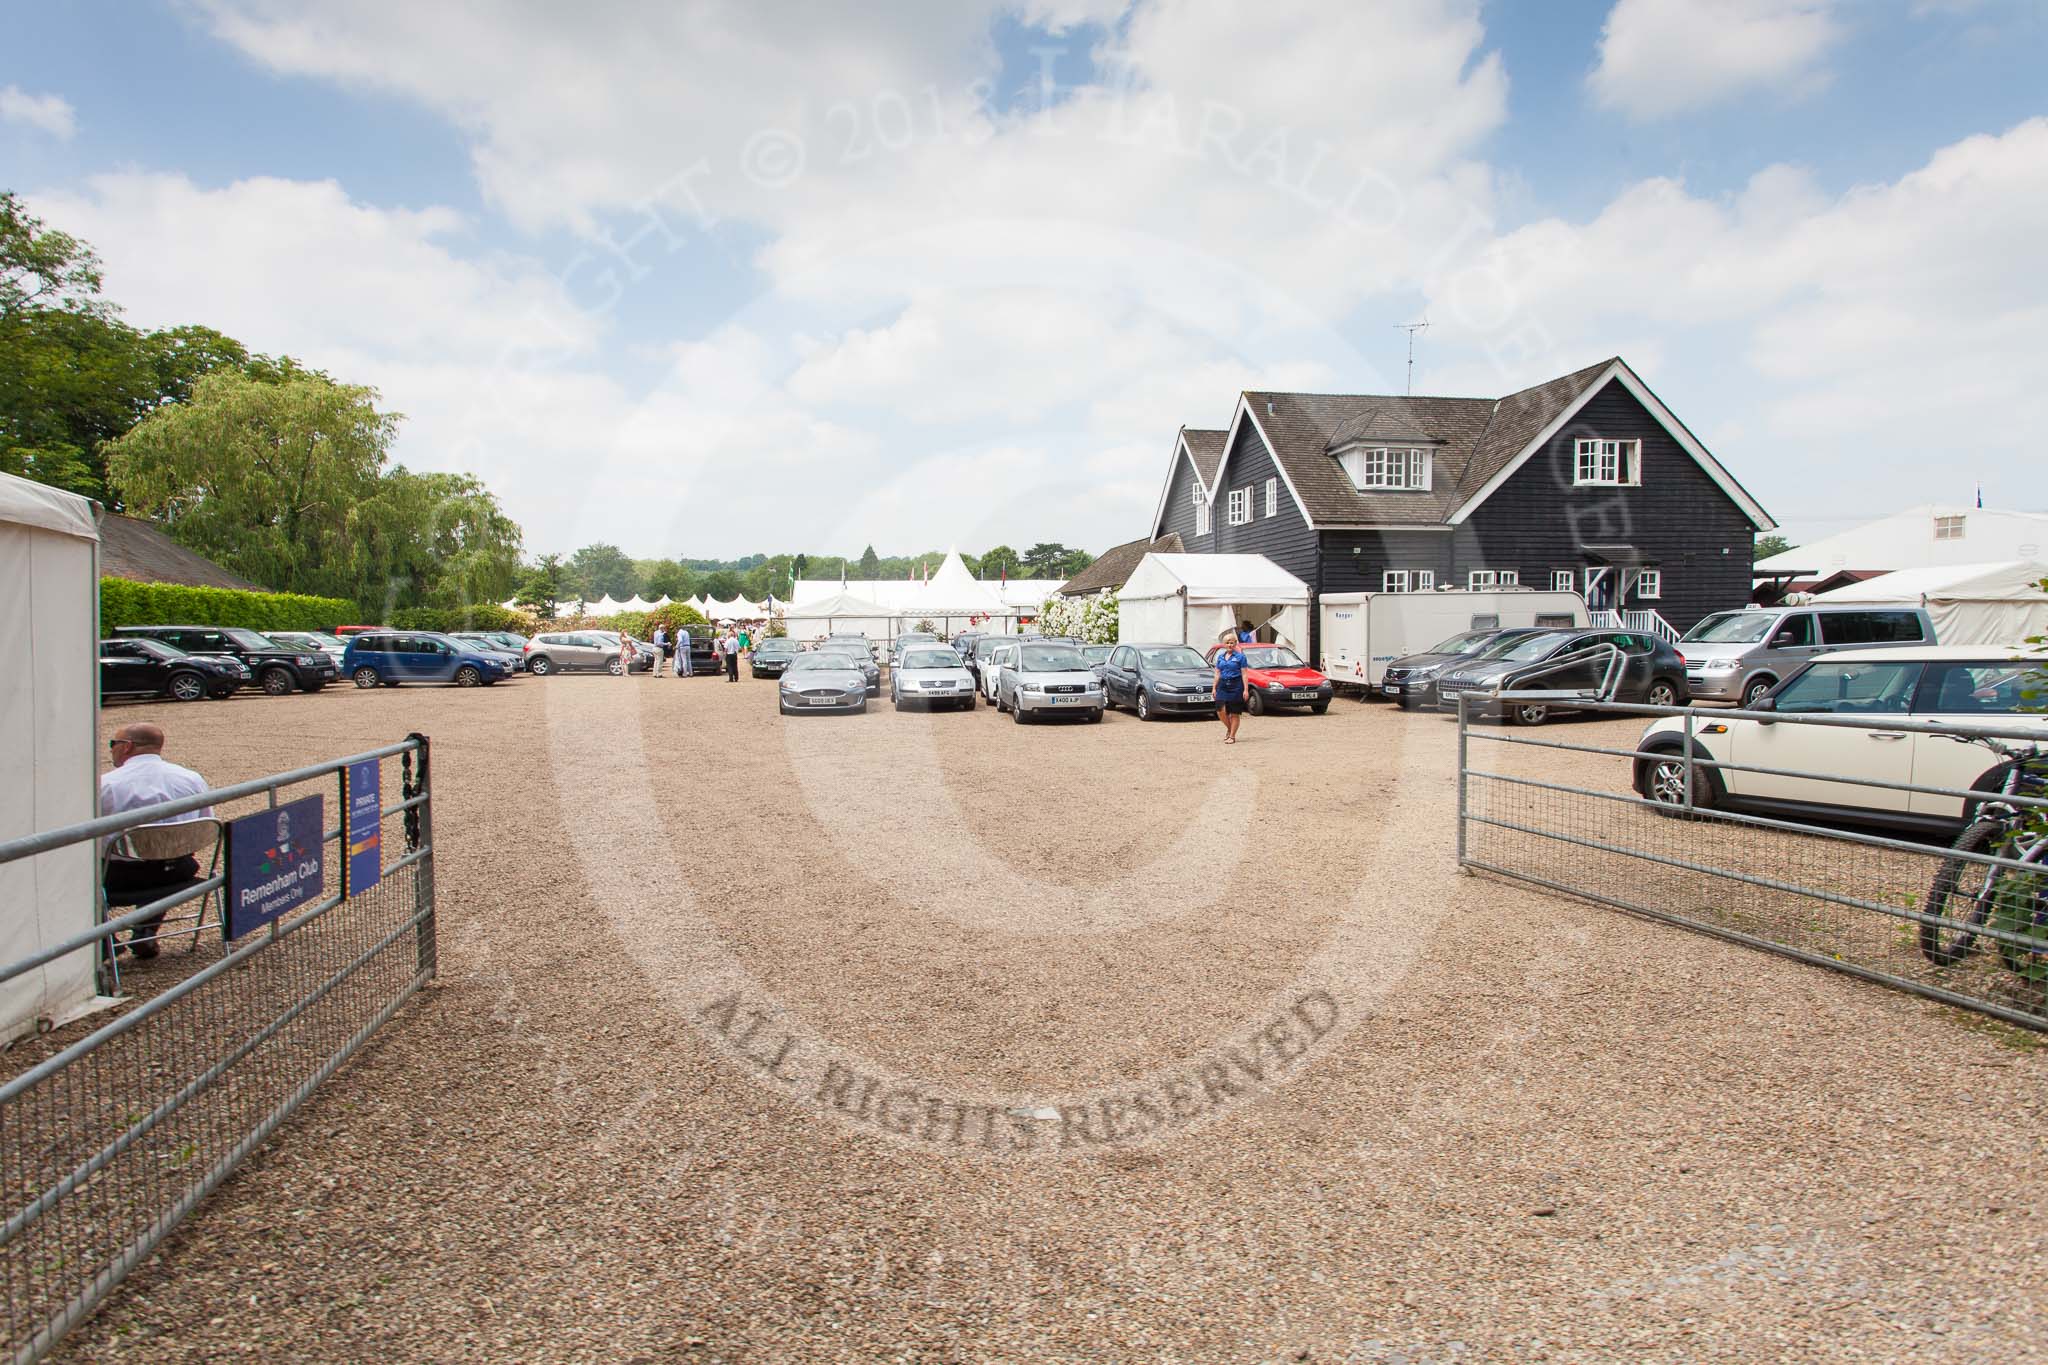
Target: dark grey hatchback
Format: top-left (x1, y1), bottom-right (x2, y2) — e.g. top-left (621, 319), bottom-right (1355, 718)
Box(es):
top-left (1097, 642), bottom-right (1215, 720)
top-left (1432, 629), bottom-right (1688, 725)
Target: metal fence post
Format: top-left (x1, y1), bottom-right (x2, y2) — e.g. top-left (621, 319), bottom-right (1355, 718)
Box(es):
top-left (409, 733), bottom-right (436, 980)
top-left (1682, 709), bottom-right (1696, 813)
top-left (1456, 694), bottom-right (1470, 867)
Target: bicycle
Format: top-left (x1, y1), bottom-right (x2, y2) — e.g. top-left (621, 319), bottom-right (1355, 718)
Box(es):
top-left (1920, 734), bottom-right (2048, 977)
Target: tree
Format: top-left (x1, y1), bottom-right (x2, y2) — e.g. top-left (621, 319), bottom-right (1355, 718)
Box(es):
top-left (857, 544), bottom-right (881, 579)
top-left (515, 553), bottom-right (570, 619)
top-left (980, 544), bottom-right (1020, 579)
top-left (0, 192), bottom-right (112, 320)
top-left (567, 543), bottom-right (640, 600)
top-left (1755, 534), bottom-right (1793, 560)
top-left (1023, 541), bottom-right (1070, 576)
top-left (701, 569), bottom-right (743, 601)
top-left (1059, 548), bottom-right (1095, 577)
top-left (641, 558), bottom-right (691, 599)
top-left (359, 469), bottom-right (523, 614)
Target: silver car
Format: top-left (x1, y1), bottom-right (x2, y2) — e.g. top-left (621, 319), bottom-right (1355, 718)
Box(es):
top-left (268, 630), bottom-right (348, 665)
top-left (995, 641), bottom-right (1105, 724)
top-left (980, 640), bottom-right (1016, 706)
top-left (778, 651), bottom-right (869, 714)
top-left (1678, 605), bottom-right (1935, 708)
top-left (814, 639), bottom-right (881, 695)
top-left (891, 646), bottom-right (977, 712)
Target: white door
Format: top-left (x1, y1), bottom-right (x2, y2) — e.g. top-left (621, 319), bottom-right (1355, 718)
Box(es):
top-left (1732, 659), bottom-right (1924, 811)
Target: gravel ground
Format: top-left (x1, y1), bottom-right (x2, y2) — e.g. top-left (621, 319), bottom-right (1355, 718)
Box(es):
top-left (47, 671), bottom-right (2048, 1362)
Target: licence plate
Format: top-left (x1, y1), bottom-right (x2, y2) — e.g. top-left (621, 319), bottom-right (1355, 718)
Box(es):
top-left (1291, 691), bottom-right (1318, 700)
top-left (808, 697), bottom-right (840, 706)
top-left (1384, 684), bottom-right (1403, 695)
top-left (1051, 695), bottom-right (1085, 705)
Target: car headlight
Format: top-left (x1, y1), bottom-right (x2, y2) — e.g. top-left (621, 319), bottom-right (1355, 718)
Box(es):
top-left (1700, 659), bottom-right (1741, 672)
top-left (1265, 681), bottom-right (1286, 691)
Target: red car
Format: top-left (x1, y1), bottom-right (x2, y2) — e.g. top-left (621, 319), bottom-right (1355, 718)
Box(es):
top-left (1205, 642), bottom-right (1335, 714)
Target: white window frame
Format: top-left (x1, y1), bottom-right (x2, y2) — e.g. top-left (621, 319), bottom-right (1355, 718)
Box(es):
top-left (1193, 487), bottom-right (1211, 536)
top-left (1383, 570), bottom-right (1410, 593)
top-left (1337, 445), bottom-right (1432, 492)
top-left (1573, 438), bottom-right (1641, 487)
top-left (1934, 515), bottom-right (1966, 541)
top-left (1551, 570), bottom-right (1575, 592)
top-left (1498, 570), bottom-right (1518, 587)
top-left (1265, 477), bottom-right (1277, 518)
top-left (1635, 569), bottom-right (1662, 599)
top-left (1414, 570), bottom-right (1435, 591)
top-left (1468, 570), bottom-right (1496, 590)
top-left (1227, 487), bottom-right (1251, 526)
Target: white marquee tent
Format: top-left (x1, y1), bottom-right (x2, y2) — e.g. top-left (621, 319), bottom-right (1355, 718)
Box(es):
top-left (780, 590), bottom-right (895, 641)
top-left (1758, 504), bottom-right (2048, 579)
top-left (1118, 553), bottom-right (1312, 653)
top-left (0, 473), bottom-right (104, 1043)
top-left (1813, 560), bottom-right (2048, 647)
top-left (788, 549), bottom-right (1063, 636)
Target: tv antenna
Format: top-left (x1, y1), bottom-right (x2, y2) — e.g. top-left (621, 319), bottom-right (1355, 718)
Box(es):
top-left (1395, 319), bottom-right (1429, 395)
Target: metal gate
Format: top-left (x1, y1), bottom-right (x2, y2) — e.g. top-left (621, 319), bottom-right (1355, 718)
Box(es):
top-left (0, 737), bottom-right (435, 1361)
top-left (1455, 699), bottom-right (2047, 1030)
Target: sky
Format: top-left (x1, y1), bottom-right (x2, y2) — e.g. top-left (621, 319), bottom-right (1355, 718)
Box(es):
top-left (4, 0), bottom-right (2045, 560)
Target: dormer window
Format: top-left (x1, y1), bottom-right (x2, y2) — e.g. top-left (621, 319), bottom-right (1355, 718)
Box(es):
top-left (1574, 439), bottom-right (1641, 486)
top-left (1337, 445), bottom-right (1431, 492)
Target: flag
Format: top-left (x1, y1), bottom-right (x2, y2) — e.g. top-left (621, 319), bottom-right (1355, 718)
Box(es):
top-left (1976, 483), bottom-right (1983, 508)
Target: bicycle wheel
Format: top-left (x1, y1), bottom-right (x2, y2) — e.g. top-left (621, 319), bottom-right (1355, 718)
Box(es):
top-left (1921, 820), bottom-right (2004, 966)
top-left (1990, 855), bottom-right (2048, 980)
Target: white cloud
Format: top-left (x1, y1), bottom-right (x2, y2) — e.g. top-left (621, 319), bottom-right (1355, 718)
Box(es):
top-left (1589, 0), bottom-right (1842, 120)
top-left (0, 85), bottom-right (76, 138)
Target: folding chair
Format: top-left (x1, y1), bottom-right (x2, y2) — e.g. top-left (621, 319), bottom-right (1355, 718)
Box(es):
top-left (100, 818), bottom-right (224, 987)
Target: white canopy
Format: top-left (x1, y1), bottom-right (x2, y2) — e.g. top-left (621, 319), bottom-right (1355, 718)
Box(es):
top-left (1759, 504), bottom-right (2048, 578)
top-left (788, 547), bottom-right (1062, 623)
top-left (1, 473), bottom-right (102, 1043)
top-left (618, 594), bottom-right (654, 612)
top-left (781, 590), bottom-right (895, 640)
top-left (1118, 553), bottom-right (1311, 653)
top-left (1814, 560), bottom-right (2048, 647)
top-left (581, 594), bottom-right (623, 618)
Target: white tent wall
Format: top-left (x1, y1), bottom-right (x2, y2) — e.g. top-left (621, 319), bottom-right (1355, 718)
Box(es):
top-left (1813, 560), bottom-right (2048, 647)
top-left (0, 474), bottom-right (102, 1044)
top-left (1117, 553), bottom-right (1311, 652)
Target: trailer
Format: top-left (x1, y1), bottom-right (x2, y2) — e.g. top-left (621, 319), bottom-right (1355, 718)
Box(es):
top-left (1118, 553), bottom-right (1312, 653)
top-left (1319, 589), bottom-right (1588, 693)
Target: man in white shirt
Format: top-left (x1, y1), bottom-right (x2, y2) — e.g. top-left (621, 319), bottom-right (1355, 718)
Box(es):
top-left (100, 723), bottom-right (214, 959)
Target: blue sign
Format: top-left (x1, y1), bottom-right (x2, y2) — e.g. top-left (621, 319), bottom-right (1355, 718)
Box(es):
top-left (346, 760), bottom-right (382, 896)
top-left (226, 794), bottom-right (324, 940)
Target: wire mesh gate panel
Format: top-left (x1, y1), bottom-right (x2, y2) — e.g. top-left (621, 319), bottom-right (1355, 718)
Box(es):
top-left (1456, 701), bottom-right (2048, 1031)
top-left (0, 738), bottom-right (435, 1362)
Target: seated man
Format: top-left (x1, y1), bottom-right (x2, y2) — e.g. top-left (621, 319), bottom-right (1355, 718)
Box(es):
top-left (100, 723), bottom-right (214, 959)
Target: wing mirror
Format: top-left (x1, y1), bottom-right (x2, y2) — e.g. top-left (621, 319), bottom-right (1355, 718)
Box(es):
top-left (1749, 695), bottom-right (1776, 724)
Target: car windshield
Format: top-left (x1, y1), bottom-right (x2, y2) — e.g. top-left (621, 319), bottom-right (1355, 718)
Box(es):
top-left (1496, 632), bottom-right (1571, 662)
top-left (790, 653), bottom-right (849, 672)
top-left (1470, 630), bottom-right (1540, 660)
top-left (1682, 612), bottom-right (1775, 644)
top-left (225, 627), bottom-right (281, 650)
top-left (756, 639), bottom-right (798, 654)
top-left (1426, 629), bottom-right (1493, 654)
top-left (1139, 646), bottom-right (1207, 669)
top-left (1082, 645), bottom-right (1112, 662)
top-left (1019, 645), bottom-right (1086, 671)
top-left (1242, 647), bottom-right (1304, 668)
top-left (901, 649), bottom-right (960, 669)
top-left (974, 640), bottom-right (1001, 658)
top-left (896, 635), bottom-right (936, 646)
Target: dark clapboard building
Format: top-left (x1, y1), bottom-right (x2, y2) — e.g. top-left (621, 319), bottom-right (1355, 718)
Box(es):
top-left (1149, 357), bottom-right (1775, 664)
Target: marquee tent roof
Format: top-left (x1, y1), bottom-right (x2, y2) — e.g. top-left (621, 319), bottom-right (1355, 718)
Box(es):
top-left (1119, 553), bottom-right (1311, 606)
top-left (1758, 505), bottom-right (2048, 578)
top-left (1814, 560), bottom-right (2048, 648)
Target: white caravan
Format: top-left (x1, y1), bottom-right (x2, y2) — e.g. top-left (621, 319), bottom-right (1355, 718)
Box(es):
top-left (1319, 589), bottom-right (1588, 689)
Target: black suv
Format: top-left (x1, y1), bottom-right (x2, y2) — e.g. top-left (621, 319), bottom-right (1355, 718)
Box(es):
top-left (99, 637), bottom-right (249, 702)
top-left (115, 625), bottom-right (340, 695)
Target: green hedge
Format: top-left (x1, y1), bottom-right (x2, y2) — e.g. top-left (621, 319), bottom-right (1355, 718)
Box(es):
top-left (388, 604), bottom-right (541, 634)
top-left (99, 578), bottom-right (358, 633)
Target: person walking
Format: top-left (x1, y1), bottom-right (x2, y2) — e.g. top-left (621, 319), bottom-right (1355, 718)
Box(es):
top-left (618, 631), bottom-right (636, 677)
top-left (1213, 636), bottom-right (1248, 744)
top-left (723, 626), bottom-right (741, 682)
top-left (653, 623), bottom-right (671, 677)
top-left (676, 624), bottom-right (693, 677)
top-left (100, 723), bottom-right (214, 958)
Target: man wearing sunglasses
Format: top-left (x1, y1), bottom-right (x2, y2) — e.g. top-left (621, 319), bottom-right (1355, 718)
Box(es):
top-left (100, 723), bottom-right (213, 959)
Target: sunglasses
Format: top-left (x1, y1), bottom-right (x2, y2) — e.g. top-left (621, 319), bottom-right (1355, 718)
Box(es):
top-left (108, 738), bottom-right (132, 749)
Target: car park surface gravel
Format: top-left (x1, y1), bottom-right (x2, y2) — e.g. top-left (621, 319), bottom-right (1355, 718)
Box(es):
top-left (62, 674), bottom-right (2048, 1362)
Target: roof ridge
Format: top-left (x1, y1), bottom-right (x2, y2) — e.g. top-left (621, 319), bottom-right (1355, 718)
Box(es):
top-left (1245, 388), bottom-right (1497, 403)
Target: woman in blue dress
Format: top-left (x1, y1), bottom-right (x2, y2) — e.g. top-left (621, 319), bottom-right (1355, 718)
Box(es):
top-left (1213, 637), bottom-right (1248, 744)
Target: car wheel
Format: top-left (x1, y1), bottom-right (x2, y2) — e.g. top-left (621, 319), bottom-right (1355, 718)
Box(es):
top-left (528, 655), bottom-right (553, 676)
top-left (1644, 679), bottom-right (1678, 708)
top-left (1012, 700), bottom-right (1029, 724)
top-left (1136, 690), bottom-right (1155, 721)
top-left (1311, 701), bottom-right (1330, 715)
top-left (1642, 748), bottom-right (1722, 817)
top-left (1741, 676), bottom-right (1774, 708)
top-left (1510, 702), bottom-right (1549, 726)
top-left (352, 667), bottom-right (381, 689)
top-left (259, 667), bottom-right (295, 696)
top-left (1247, 690), bottom-right (1266, 716)
top-left (168, 672), bottom-right (207, 703)
top-left (1087, 707), bottom-right (1103, 723)
top-left (454, 664), bottom-right (482, 688)
top-left (607, 657), bottom-right (623, 675)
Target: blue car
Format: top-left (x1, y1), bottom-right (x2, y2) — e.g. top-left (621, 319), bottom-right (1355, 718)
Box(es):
top-left (342, 630), bottom-right (511, 688)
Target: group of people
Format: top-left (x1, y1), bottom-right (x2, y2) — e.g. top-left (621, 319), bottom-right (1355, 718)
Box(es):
top-left (645, 622), bottom-right (756, 681)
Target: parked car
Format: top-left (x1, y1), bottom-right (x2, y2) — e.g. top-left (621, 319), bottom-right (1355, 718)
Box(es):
top-left (1378, 627), bottom-right (1550, 709)
top-left (750, 637), bottom-right (802, 678)
top-left (1433, 629), bottom-right (1688, 725)
top-left (591, 631), bottom-right (659, 673)
top-left (449, 631), bottom-right (527, 672)
top-left (950, 631), bottom-right (988, 664)
top-left (266, 630), bottom-right (349, 666)
top-left (1080, 644), bottom-right (1113, 673)
top-left (814, 639), bottom-right (882, 695)
top-left (890, 632), bottom-right (939, 666)
top-left (826, 632), bottom-right (879, 663)
top-left (1204, 642), bottom-right (1334, 715)
top-left (994, 641), bottom-right (1105, 723)
top-left (98, 637), bottom-right (248, 702)
top-left (1678, 605), bottom-right (1935, 708)
top-left (778, 651), bottom-right (869, 715)
top-left (524, 631), bottom-right (651, 675)
top-left (966, 636), bottom-right (1005, 690)
top-left (679, 631), bottom-right (722, 675)
top-left (891, 646), bottom-right (978, 711)
top-left (342, 631), bottom-right (511, 688)
top-left (1099, 643), bottom-right (1215, 720)
top-left (1633, 647), bottom-right (2048, 836)
top-left (114, 624), bottom-right (339, 695)
top-left (981, 640), bottom-right (1018, 706)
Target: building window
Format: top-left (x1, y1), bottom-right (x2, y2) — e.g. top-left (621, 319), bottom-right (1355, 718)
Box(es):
top-left (1383, 570), bottom-right (1410, 593)
top-left (1468, 570), bottom-right (1518, 590)
top-left (1934, 515), bottom-right (1966, 541)
top-left (1415, 570), bottom-right (1435, 591)
top-left (1573, 438), bottom-right (1641, 486)
top-left (1193, 486), bottom-right (1211, 536)
top-left (1227, 487), bottom-right (1251, 525)
top-left (1265, 478), bottom-right (1278, 518)
top-left (1635, 569), bottom-right (1662, 599)
top-left (1336, 445), bottom-right (1432, 491)
top-left (1552, 570), bottom-right (1575, 592)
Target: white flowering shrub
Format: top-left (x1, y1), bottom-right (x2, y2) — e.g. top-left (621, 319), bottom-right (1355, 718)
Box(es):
top-left (1038, 592), bottom-right (1118, 643)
